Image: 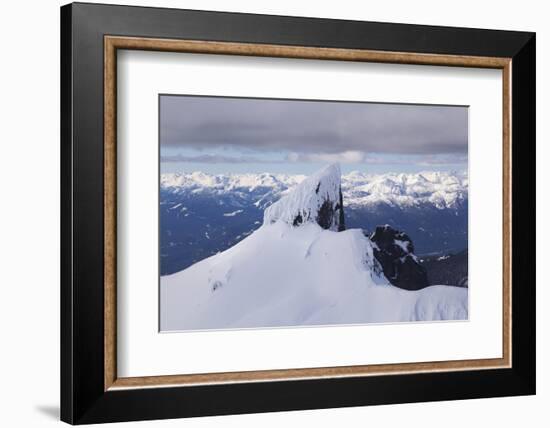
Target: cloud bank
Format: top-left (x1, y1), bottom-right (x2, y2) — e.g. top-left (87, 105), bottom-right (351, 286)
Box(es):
top-left (160, 95), bottom-right (468, 162)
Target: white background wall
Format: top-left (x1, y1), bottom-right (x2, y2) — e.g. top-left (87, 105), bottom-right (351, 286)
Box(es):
top-left (0, 0), bottom-right (546, 426)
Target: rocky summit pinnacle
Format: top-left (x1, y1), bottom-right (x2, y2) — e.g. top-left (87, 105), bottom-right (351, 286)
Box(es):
top-left (263, 163), bottom-right (345, 232)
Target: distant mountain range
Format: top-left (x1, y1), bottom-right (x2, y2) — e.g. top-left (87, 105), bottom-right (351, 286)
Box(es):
top-left (160, 170), bottom-right (468, 276)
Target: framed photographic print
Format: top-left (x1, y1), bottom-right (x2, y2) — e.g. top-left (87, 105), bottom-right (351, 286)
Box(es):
top-left (60, 2), bottom-right (536, 424)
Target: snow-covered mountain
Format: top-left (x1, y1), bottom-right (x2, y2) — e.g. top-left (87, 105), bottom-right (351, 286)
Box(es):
top-left (161, 169), bottom-right (468, 210)
top-left (161, 164), bottom-right (467, 331)
top-left (343, 170), bottom-right (467, 209)
top-left (160, 169), bottom-right (468, 275)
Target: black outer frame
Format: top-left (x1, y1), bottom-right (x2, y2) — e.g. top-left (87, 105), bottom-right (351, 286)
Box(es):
top-left (60, 2), bottom-right (535, 424)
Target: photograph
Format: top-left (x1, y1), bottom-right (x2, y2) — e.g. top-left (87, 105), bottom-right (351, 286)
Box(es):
top-left (159, 95), bottom-right (470, 331)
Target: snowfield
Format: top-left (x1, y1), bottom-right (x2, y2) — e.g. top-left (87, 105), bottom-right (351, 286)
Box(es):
top-left (160, 222), bottom-right (467, 331)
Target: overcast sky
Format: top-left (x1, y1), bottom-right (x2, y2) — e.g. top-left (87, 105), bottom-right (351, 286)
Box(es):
top-left (160, 95), bottom-right (468, 174)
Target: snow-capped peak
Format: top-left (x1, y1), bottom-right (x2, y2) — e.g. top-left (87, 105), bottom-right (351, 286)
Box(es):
top-left (160, 171), bottom-right (306, 192)
top-left (342, 170), bottom-right (467, 209)
top-left (263, 164), bottom-right (345, 231)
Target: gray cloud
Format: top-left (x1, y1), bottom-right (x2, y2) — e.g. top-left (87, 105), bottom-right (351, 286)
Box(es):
top-left (161, 152), bottom-right (467, 166)
top-left (160, 96), bottom-right (468, 155)
top-left (286, 152), bottom-right (467, 165)
top-left (161, 154), bottom-right (284, 164)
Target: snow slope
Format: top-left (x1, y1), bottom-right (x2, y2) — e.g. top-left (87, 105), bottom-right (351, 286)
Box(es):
top-left (160, 222), bottom-right (467, 331)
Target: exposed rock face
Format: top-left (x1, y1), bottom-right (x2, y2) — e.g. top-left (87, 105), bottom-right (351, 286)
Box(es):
top-left (264, 164), bottom-right (345, 231)
top-left (369, 225), bottom-right (429, 290)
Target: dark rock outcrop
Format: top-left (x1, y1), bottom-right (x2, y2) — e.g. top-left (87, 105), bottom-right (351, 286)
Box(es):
top-left (369, 225), bottom-right (429, 290)
top-left (315, 190), bottom-right (345, 231)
